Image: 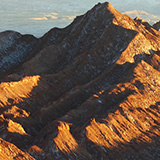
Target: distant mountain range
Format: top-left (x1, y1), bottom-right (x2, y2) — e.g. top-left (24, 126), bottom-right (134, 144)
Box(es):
top-left (0, 2), bottom-right (160, 160)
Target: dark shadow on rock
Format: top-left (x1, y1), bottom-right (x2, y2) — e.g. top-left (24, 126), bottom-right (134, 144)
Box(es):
top-left (0, 50), bottom-right (157, 149)
top-left (0, 4), bottom-right (160, 158)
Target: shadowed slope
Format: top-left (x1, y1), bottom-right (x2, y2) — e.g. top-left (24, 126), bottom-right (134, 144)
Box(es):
top-left (0, 31), bottom-right (38, 75)
top-left (153, 21), bottom-right (160, 31)
top-left (36, 58), bottom-right (160, 160)
top-left (0, 2), bottom-right (160, 160)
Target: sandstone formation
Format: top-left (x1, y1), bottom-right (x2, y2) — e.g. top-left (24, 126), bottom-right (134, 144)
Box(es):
top-left (0, 2), bottom-right (160, 160)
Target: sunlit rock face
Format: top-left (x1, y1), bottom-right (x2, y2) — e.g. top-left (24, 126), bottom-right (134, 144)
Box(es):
top-left (0, 2), bottom-right (160, 160)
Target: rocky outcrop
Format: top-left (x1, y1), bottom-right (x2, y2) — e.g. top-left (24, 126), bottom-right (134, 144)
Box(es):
top-left (153, 21), bottom-right (160, 31)
top-left (134, 17), bottom-right (151, 28)
top-left (0, 31), bottom-right (38, 75)
top-left (0, 138), bottom-right (35, 160)
top-left (0, 2), bottom-right (160, 160)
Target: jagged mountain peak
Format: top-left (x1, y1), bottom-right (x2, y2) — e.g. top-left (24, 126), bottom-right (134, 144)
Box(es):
top-left (1, 2), bottom-right (159, 76)
top-left (18, 1), bottom-right (160, 77)
top-left (0, 2), bottom-right (160, 160)
top-left (89, 2), bottom-right (118, 15)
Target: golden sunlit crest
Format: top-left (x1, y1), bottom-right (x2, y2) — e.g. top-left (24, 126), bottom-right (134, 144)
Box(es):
top-left (0, 75), bottom-right (40, 107)
top-left (54, 122), bottom-right (78, 153)
top-left (0, 1), bottom-right (160, 160)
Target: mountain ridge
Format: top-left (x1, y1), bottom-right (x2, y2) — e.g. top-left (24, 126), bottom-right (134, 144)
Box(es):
top-left (0, 2), bottom-right (160, 160)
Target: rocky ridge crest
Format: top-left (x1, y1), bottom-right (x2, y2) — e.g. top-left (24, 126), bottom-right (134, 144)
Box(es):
top-left (0, 2), bottom-right (160, 160)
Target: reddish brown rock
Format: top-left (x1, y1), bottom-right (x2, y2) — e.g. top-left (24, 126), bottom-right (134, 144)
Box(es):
top-left (0, 138), bottom-right (35, 160)
top-left (0, 2), bottom-right (160, 160)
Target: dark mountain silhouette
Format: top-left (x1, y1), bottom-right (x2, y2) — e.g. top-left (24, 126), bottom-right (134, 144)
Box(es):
top-left (153, 21), bottom-right (160, 31)
top-left (0, 2), bottom-right (160, 160)
top-left (0, 31), bottom-right (38, 76)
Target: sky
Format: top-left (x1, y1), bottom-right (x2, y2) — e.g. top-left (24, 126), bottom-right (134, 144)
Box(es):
top-left (0, 0), bottom-right (160, 37)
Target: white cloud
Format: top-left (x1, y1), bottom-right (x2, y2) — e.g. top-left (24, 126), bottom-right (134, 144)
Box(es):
top-left (30, 17), bottom-right (48, 20)
top-left (30, 13), bottom-right (58, 21)
top-left (122, 10), bottom-right (160, 25)
top-left (49, 12), bottom-right (58, 16)
top-left (123, 10), bottom-right (150, 15)
top-left (50, 16), bottom-right (58, 20)
top-left (62, 16), bottom-right (76, 20)
top-left (68, 16), bottom-right (75, 20)
top-left (46, 12), bottom-right (58, 18)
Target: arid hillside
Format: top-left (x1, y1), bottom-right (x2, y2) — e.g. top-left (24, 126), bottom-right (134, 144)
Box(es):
top-left (0, 2), bottom-right (160, 160)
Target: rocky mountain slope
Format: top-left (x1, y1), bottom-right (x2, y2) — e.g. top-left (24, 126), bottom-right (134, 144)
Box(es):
top-left (0, 2), bottom-right (160, 160)
top-left (153, 21), bottom-right (160, 31)
top-left (0, 31), bottom-right (38, 76)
